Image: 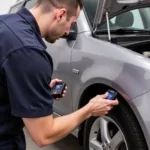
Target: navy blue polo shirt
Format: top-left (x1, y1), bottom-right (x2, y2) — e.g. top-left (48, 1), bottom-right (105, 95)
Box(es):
top-left (0, 8), bottom-right (54, 150)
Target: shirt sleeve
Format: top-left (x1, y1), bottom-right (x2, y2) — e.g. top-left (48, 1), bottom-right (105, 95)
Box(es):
top-left (2, 48), bottom-right (53, 118)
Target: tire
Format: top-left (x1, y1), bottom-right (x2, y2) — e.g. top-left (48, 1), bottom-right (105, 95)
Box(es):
top-left (83, 102), bottom-right (148, 150)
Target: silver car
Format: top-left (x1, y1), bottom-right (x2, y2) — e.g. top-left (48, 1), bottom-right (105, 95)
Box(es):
top-left (9, 0), bottom-right (150, 149)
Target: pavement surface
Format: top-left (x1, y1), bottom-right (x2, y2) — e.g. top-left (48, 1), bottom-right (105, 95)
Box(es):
top-left (24, 128), bottom-right (83, 150)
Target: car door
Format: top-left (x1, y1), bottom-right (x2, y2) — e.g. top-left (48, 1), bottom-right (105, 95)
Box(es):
top-left (23, 0), bottom-right (76, 115)
top-left (44, 39), bottom-right (75, 115)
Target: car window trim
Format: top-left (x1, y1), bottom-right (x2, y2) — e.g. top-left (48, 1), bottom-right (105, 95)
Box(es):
top-left (82, 0), bottom-right (101, 33)
top-left (8, 0), bottom-right (25, 13)
top-left (8, 0), bottom-right (33, 14)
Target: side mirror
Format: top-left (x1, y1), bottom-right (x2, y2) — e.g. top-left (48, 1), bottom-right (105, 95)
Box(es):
top-left (117, 0), bottom-right (139, 4)
top-left (62, 23), bottom-right (77, 40)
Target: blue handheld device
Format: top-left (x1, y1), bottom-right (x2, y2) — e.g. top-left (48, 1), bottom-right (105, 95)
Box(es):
top-left (107, 90), bottom-right (117, 100)
top-left (51, 82), bottom-right (66, 98)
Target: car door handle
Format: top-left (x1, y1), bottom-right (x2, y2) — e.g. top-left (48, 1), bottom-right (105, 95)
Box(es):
top-left (72, 69), bottom-right (80, 74)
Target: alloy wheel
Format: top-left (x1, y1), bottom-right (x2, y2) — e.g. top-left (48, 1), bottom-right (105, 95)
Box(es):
top-left (89, 116), bottom-right (128, 150)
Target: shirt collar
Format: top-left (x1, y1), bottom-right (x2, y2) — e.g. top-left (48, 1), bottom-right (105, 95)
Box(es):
top-left (17, 8), bottom-right (47, 49)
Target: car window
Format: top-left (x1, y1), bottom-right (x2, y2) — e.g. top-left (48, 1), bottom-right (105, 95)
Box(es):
top-left (131, 9), bottom-right (144, 29)
top-left (25, 0), bottom-right (37, 9)
top-left (83, 0), bottom-right (99, 27)
top-left (99, 7), bottom-right (150, 31)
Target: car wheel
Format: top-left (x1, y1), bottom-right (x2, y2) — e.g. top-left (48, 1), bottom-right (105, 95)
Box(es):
top-left (83, 103), bottom-right (148, 150)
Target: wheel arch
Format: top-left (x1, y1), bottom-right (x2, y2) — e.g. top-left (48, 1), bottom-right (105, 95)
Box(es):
top-left (77, 82), bottom-right (147, 148)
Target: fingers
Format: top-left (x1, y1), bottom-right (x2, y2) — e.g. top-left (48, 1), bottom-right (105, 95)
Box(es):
top-left (101, 92), bottom-right (109, 99)
top-left (107, 99), bottom-right (119, 106)
top-left (104, 106), bottom-right (114, 115)
top-left (63, 90), bottom-right (67, 94)
top-left (94, 111), bottom-right (109, 117)
top-left (50, 79), bottom-right (63, 88)
top-left (55, 79), bottom-right (62, 82)
top-left (90, 94), bottom-right (119, 117)
top-left (96, 106), bottom-right (114, 116)
top-left (106, 106), bottom-right (113, 111)
top-left (62, 88), bottom-right (67, 97)
top-left (62, 86), bottom-right (67, 95)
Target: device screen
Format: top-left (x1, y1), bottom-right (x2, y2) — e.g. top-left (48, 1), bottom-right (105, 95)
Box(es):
top-left (54, 83), bottom-right (63, 92)
top-left (107, 91), bottom-right (116, 100)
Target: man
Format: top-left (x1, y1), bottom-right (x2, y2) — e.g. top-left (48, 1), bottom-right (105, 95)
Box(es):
top-left (0, 0), bottom-right (119, 149)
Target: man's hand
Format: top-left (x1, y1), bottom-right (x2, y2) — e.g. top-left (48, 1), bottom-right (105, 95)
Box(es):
top-left (87, 92), bottom-right (119, 117)
top-left (50, 78), bottom-right (67, 100)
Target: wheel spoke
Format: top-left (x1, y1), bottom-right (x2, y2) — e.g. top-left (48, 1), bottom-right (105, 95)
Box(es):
top-left (110, 130), bottom-right (124, 149)
top-left (90, 138), bottom-right (103, 150)
top-left (100, 117), bottom-right (111, 143)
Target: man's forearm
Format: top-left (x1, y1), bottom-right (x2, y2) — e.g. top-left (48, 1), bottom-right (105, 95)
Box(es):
top-left (44, 104), bottom-right (91, 145)
top-left (23, 94), bottom-right (118, 147)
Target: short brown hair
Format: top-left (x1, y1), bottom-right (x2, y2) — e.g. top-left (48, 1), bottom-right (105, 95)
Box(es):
top-left (37, 0), bottom-right (83, 17)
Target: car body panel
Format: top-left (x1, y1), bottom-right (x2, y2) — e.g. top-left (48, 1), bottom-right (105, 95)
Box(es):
top-left (44, 39), bottom-right (75, 115)
top-left (130, 91), bottom-right (150, 149)
top-left (71, 31), bottom-right (150, 111)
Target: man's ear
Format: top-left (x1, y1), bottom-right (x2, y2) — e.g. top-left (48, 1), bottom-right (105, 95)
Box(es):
top-left (55, 8), bottom-right (67, 21)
